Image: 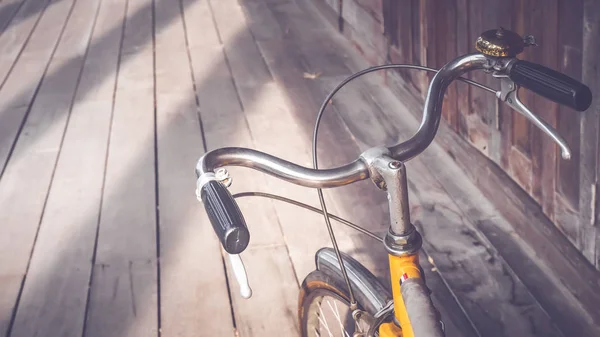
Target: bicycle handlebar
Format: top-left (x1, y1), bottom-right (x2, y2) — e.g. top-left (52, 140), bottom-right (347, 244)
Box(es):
top-left (197, 53), bottom-right (487, 183)
top-left (196, 52), bottom-right (592, 255)
top-left (389, 53), bottom-right (488, 159)
top-left (196, 147), bottom-right (368, 188)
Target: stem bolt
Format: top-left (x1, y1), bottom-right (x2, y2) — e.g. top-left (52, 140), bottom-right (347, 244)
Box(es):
top-left (388, 161), bottom-right (402, 169)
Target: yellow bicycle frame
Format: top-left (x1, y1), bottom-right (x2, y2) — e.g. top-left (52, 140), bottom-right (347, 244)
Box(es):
top-left (378, 253), bottom-right (422, 337)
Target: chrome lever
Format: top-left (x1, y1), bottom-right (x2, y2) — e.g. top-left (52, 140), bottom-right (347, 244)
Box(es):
top-left (228, 253), bottom-right (252, 299)
top-left (496, 77), bottom-right (572, 160)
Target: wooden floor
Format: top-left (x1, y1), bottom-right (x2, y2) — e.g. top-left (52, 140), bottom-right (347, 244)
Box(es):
top-left (0, 0), bottom-right (589, 336)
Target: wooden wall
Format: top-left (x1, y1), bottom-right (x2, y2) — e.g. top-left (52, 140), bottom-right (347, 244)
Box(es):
top-left (314, 0), bottom-right (600, 269)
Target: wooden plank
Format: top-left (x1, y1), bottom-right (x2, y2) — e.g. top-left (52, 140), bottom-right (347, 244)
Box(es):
top-left (455, 0), bottom-right (470, 138)
top-left (410, 125), bottom-right (600, 335)
top-left (0, 0), bottom-right (27, 35)
top-left (4, 0), bottom-right (105, 336)
top-left (248, 0), bottom-right (400, 322)
top-left (354, 0), bottom-right (383, 24)
top-left (497, 0), bottom-right (514, 171)
top-left (202, 1), bottom-right (305, 335)
top-left (0, 0), bottom-right (73, 173)
top-left (395, 0), bottom-right (412, 62)
top-left (556, 1), bottom-right (583, 209)
top-left (184, 4), bottom-right (298, 334)
top-left (504, 1), bottom-right (533, 194)
top-left (155, 0), bottom-right (234, 335)
top-left (407, 159), bottom-right (561, 337)
top-left (461, 0), bottom-right (489, 155)
top-left (224, 246), bottom-right (300, 336)
top-left (555, 0), bottom-right (585, 248)
top-left (238, 0), bottom-right (284, 41)
top-left (511, 0), bottom-right (531, 156)
top-left (382, 0), bottom-right (397, 47)
top-left (387, 0), bottom-right (412, 86)
top-left (312, 0), bottom-right (387, 65)
top-left (580, 0), bottom-right (600, 265)
top-left (340, 0), bottom-right (387, 64)
top-left (0, 0), bottom-right (78, 334)
top-left (246, 0), bottom-right (388, 256)
top-left (533, 0), bottom-right (558, 218)
top-left (524, 0), bottom-right (545, 202)
top-left (418, 0), bottom-right (435, 95)
top-left (408, 0), bottom-right (421, 91)
top-left (435, 0), bottom-right (458, 131)
top-left (418, 251), bottom-right (478, 337)
top-left (84, 0), bottom-right (158, 335)
top-left (482, 1), bottom-right (506, 164)
top-left (431, 105), bottom-right (600, 327)
top-left (0, 0), bottom-right (50, 86)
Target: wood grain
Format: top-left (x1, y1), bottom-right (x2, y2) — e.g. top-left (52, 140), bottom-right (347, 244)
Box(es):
top-left (0, 0), bottom-right (78, 334)
top-left (0, 0), bottom-right (28, 35)
top-left (455, 0), bottom-right (470, 138)
top-left (0, 0), bottom-right (73, 173)
top-left (155, 0), bottom-right (235, 335)
top-left (0, 0), bottom-right (50, 86)
top-left (534, 0), bottom-right (559, 218)
top-left (433, 111), bottom-right (600, 329)
top-left (580, 0), bottom-right (600, 265)
top-left (209, 0), bottom-right (303, 335)
top-left (555, 0), bottom-right (583, 212)
top-left (465, 0), bottom-right (490, 156)
top-left (84, 0), bottom-right (158, 335)
top-left (511, 0), bottom-right (531, 156)
top-left (5, 1), bottom-right (105, 336)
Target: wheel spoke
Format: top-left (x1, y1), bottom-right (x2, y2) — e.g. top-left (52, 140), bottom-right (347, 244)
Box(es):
top-left (318, 302), bottom-right (335, 337)
top-left (326, 299), bottom-right (351, 337)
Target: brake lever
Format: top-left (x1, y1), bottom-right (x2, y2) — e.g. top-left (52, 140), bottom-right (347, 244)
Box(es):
top-left (496, 77), bottom-right (572, 160)
top-left (229, 253), bottom-right (252, 299)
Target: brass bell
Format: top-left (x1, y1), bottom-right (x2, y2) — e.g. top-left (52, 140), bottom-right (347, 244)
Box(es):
top-left (476, 27), bottom-right (534, 57)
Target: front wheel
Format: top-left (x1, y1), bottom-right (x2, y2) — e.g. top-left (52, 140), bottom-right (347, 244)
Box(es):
top-left (298, 248), bottom-right (392, 337)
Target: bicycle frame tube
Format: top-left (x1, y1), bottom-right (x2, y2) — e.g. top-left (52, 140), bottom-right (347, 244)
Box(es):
top-left (380, 254), bottom-right (423, 337)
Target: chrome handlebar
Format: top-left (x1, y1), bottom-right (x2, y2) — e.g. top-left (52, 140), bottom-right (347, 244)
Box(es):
top-left (388, 53), bottom-right (488, 159)
top-left (196, 53), bottom-right (489, 187)
top-left (195, 147), bottom-right (369, 188)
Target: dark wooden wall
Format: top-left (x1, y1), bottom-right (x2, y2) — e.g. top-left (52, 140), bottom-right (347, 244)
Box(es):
top-left (315, 0), bottom-right (600, 269)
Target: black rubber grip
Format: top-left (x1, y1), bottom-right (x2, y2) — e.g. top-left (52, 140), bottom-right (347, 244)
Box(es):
top-left (200, 180), bottom-right (249, 254)
top-left (508, 60), bottom-right (592, 112)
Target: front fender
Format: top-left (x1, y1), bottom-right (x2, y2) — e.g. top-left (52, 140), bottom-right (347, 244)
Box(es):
top-left (315, 247), bottom-right (392, 314)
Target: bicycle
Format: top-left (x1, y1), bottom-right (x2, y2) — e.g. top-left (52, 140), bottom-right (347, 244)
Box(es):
top-left (194, 28), bottom-right (592, 337)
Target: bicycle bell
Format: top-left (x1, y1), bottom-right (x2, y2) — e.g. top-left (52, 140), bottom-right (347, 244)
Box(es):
top-left (476, 27), bottom-right (536, 57)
